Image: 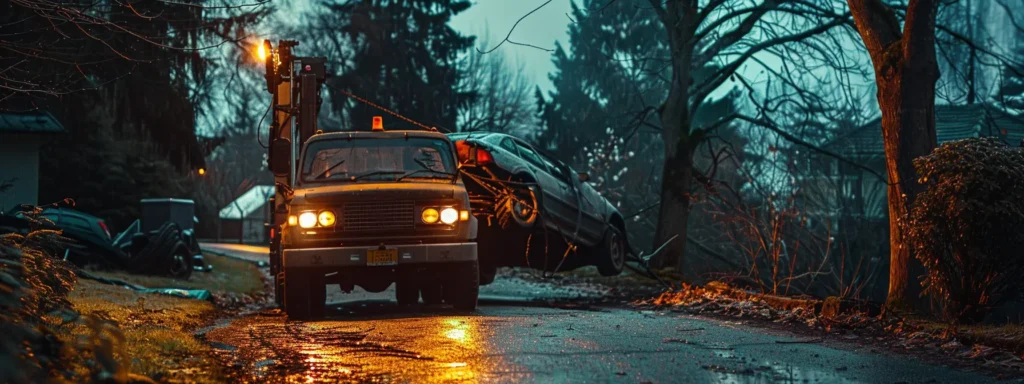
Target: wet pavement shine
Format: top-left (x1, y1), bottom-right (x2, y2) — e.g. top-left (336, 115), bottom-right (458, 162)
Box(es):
top-left (196, 244), bottom-right (997, 383)
top-left (202, 295), bottom-right (997, 383)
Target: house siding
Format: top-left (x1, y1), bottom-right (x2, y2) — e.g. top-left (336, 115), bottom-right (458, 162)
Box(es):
top-left (0, 134), bottom-right (40, 211)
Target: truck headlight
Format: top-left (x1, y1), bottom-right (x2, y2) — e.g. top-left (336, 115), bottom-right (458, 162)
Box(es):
top-left (318, 210), bottom-right (337, 227)
top-left (440, 207), bottom-right (459, 225)
top-left (422, 208), bottom-right (439, 224)
top-left (298, 212), bottom-right (318, 228)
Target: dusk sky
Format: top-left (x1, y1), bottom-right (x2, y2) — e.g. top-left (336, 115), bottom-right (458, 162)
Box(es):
top-left (450, 0), bottom-right (574, 94)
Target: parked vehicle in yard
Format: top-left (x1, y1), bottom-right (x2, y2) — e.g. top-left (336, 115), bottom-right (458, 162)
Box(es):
top-left (38, 207), bottom-right (122, 266)
top-left (447, 132), bottom-right (628, 283)
top-left (0, 202), bottom-right (206, 279)
top-left (257, 40), bottom-right (480, 319)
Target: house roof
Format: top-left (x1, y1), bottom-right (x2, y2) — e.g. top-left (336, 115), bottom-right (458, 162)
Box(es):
top-left (0, 111), bottom-right (65, 134)
top-left (824, 104), bottom-right (1024, 156)
top-left (218, 185), bottom-right (274, 220)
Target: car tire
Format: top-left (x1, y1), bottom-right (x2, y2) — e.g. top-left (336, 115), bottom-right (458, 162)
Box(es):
top-left (284, 268), bottom-right (326, 320)
top-left (506, 184), bottom-right (541, 229)
top-left (444, 261), bottom-right (480, 311)
top-left (395, 280), bottom-right (419, 306)
top-left (421, 282), bottom-right (443, 305)
top-left (595, 226), bottom-right (626, 277)
top-left (167, 242), bottom-right (193, 280)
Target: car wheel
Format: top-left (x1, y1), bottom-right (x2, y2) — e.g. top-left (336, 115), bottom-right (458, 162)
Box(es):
top-left (167, 242), bottom-right (193, 280)
top-left (444, 261), bottom-right (480, 311)
top-left (505, 184), bottom-right (540, 228)
top-left (596, 226), bottom-right (626, 276)
top-left (420, 282), bottom-right (443, 305)
top-left (395, 280), bottom-right (419, 306)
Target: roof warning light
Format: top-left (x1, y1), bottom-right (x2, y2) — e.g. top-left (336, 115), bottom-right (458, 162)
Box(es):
top-left (372, 116), bottom-right (384, 131)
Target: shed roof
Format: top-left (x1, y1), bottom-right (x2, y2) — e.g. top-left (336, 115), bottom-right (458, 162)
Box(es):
top-left (0, 111), bottom-right (65, 134)
top-left (219, 185), bottom-right (274, 220)
top-left (824, 104), bottom-right (1024, 156)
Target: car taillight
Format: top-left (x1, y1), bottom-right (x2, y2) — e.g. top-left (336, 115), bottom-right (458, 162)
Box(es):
top-left (476, 148), bottom-right (494, 164)
top-left (98, 221), bottom-right (111, 238)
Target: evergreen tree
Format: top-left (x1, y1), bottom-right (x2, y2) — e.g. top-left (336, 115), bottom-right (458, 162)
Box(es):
top-left (538, 0), bottom-right (742, 251)
top-left (312, 0), bottom-right (475, 131)
top-left (537, 0), bottom-right (668, 162)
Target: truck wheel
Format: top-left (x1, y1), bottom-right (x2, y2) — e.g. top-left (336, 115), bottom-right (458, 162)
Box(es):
top-left (284, 268), bottom-right (326, 320)
top-left (480, 261), bottom-right (497, 285)
top-left (445, 261), bottom-right (480, 311)
top-left (274, 272), bottom-right (284, 307)
top-left (595, 226), bottom-right (626, 277)
top-left (395, 281), bottom-right (419, 306)
top-left (420, 282), bottom-right (443, 305)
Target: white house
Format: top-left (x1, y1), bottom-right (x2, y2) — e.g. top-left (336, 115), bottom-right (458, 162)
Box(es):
top-left (218, 185), bottom-right (274, 243)
top-left (0, 111), bottom-right (65, 212)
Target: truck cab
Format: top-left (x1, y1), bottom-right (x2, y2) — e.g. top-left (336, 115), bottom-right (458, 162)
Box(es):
top-left (256, 40), bottom-right (479, 319)
top-left (277, 130), bottom-right (480, 318)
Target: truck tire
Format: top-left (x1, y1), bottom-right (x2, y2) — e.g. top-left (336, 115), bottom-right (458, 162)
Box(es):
top-left (595, 226), bottom-right (626, 277)
top-left (444, 261), bottom-right (480, 311)
top-left (395, 281), bottom-right (419, 306)
top-left (284, 268), bottom-right (326, 320)
top-left (273, 272), bottom-right (284, 307)
top-left (480, 261), bottom-right (497, 285)
top-left (421, 282), bottom-right (443, 305)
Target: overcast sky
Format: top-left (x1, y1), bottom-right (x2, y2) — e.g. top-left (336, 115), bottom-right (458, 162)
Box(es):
top-left (450, 0), bottom-right (573, 94)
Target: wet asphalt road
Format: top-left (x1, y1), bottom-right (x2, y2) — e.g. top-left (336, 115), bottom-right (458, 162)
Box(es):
top-left (198, 244), bottom-right (997, 383)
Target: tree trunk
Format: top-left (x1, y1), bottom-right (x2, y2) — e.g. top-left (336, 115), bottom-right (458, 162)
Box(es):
top-left (848, 0), bottom-right (940, 311)
top-left (651, 6), bottom-right (698, 273)
top-left (653, 134), bottom-right (694, 271)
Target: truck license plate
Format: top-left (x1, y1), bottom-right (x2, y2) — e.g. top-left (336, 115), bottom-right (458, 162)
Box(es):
top-left (367, 249), bottom-right (398, 266)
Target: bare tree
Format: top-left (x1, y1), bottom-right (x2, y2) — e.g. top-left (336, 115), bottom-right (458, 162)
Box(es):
top-left (641, 1), bottom-right (848, 272)
top-left (846, 0), bottom-right (940, 310)
top-left (458, 38), bottom-right (536, 134)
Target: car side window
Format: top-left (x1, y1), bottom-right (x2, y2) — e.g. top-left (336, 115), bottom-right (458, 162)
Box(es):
top-left (513, 142), bottom-right (549, 172)
top-left (535, 150), bottom-right (571, 184)
top-left (499, 138), bottom-right (518, 156)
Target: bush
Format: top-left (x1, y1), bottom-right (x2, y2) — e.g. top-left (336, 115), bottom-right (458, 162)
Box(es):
top-left (907, 138), bottom-right (1024, 324)
top-left (0, 211), bottom-right (129, 383)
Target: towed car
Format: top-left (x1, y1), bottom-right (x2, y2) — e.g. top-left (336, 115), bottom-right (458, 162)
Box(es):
top-left (448, 132), bottom-right (628, 283)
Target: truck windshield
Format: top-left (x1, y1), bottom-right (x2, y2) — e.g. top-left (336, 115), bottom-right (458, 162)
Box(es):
top-left (301, 138), bottom-right (456, 183)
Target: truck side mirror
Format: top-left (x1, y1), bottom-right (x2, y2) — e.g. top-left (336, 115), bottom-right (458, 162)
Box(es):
top-left (269, 138), bottom-right (292, 177)
top-left (578, 172), bottom-right (591, 182)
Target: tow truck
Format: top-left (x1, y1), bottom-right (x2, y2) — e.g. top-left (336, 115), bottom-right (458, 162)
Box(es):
top-left (258, 40), bottom-right (480, 319)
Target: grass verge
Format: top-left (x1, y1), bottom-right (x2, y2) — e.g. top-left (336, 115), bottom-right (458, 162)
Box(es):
top-left (66, 253), bottom-right (265, 382)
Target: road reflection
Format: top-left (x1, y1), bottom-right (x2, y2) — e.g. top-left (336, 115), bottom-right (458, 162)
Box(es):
top-left (205, 304), bottom-right (526, 383)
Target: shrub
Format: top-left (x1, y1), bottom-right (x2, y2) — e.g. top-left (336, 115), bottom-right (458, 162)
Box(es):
top-left (907, 138), bottom-right (1024, 323)
top-left (0, 211), bottom-right (128, 383)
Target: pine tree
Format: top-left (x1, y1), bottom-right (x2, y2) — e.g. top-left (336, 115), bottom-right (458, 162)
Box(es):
top-left (314, 0), bottom-right (476, 131)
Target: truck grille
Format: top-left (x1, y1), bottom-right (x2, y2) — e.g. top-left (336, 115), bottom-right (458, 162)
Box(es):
top-left (343, 200), bottom-right (415, 231)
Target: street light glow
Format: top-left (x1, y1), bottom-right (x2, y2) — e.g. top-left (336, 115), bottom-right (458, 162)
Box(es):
top-left (256, 41), bottom-right (267, 61)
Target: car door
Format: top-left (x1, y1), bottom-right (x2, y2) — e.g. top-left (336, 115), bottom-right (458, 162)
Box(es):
top-left (537, 152), bottom-right (606, 243)
top-left (509, 140), bottom-right (578, 233)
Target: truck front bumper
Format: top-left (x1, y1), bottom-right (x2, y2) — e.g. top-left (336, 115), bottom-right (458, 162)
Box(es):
top-left (282, 242), bottom-right (477, 268)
